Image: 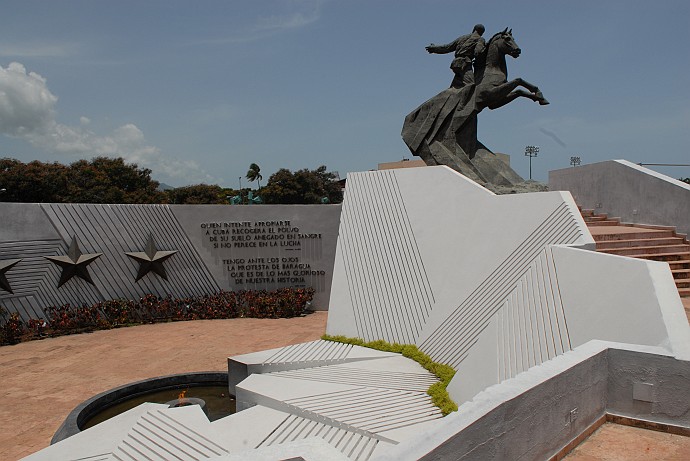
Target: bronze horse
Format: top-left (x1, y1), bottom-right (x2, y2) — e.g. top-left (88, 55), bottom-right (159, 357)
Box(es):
top-left (401, 28), bottom-right (548, 186)
top-left (475, 28), bottom-right (549, 111)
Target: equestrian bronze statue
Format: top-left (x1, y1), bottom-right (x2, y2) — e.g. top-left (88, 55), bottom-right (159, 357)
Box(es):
top-left (402, 27), bottom-right (549, 187)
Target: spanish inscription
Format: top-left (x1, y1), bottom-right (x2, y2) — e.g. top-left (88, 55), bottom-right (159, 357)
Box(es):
top-left (199, 220), bottom-right (326, 290)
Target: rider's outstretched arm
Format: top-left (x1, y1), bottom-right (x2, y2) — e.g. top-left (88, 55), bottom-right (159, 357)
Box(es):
top-left (425, 38), bottom-right (460, 54)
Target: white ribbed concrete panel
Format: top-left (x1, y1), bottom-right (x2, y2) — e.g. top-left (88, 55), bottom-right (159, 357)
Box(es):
top-left (336, 170), bottom-right (436, 344)
top-left (261, 339), bottom-right (354, 364)
top-left (447, 244), bottom-right (690, 404)
top-left (228, 340), bottom-right (399, 394)
top-left (284, 387), bottom-right (442, 433)
top-left (328, 166), bottom-right (688, 405)
top-left (23, 404), bottom-right (234, 461)
top-left (418, 202), bottom-right (581, 367)
top-left (257, 413), bottom-right (380, 461)
top-left (268, 363), bottom-right (438, 392)
top-left (228, 346), bottom-right (443, 459)
top-left (328, 167), bottom-right (590, 356)
top-left (497, 247), bottom-right (572, 381)
top-left (112, 407), bottom-right (229, 461)
top-left (69, 455), bottom-right (112, 461)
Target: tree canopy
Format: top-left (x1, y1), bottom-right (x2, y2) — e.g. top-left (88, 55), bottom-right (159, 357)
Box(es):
top-left (261, 166), bottom-right (343, 204)
top-left (0, 157), bottom-right (166, 203)
top-left (246, 163), bottom-right (262, 189)
top-left (165, 184), bottom-right (228, 204)
top-left (0, 157), bottom-right (343, 205)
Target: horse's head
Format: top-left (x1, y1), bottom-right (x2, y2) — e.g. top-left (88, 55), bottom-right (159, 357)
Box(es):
top-left (489, 28), bottom-right (521, 59)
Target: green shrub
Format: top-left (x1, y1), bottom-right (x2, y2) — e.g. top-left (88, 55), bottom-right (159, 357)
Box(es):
top-left (322, 334), bottom-right (458, 415)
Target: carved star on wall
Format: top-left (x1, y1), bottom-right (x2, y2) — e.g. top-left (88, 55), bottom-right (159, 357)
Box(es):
top-left (45, 237), bottom-right (103, 288)
top-left (126, 234), bottom-right (178, 281)
top-left (0, 258), bottom-right (22, 294)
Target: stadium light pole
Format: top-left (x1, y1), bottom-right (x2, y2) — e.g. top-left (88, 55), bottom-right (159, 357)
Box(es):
top-left (524, 145), bottom-right (539, 180)
top-left (570, 156), bottom-right (581, 167)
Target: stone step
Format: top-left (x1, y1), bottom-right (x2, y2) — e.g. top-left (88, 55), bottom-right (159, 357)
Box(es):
top-left (676, 279), bottom-right (690, 289)
top-left (634, 251), bottom-right (690, 262)
top-left (669, 260), bottom-right (690, 270)
top-left (596, 237), bottom-right (686, 250)
top-left (587, 220), bottom-right (624, 227)
top-left (591, 229), bottom-right (677, 241)
top-left (672, 268), bottom-right (690, 279)
top-left (583, 214), bottom-right (610, 222)
top-left (578, 205), bottom-right (689, 298)
top-left (598, 245), bottom-right (690, 257)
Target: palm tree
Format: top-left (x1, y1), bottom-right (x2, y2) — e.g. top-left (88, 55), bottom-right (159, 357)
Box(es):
top-left (246, 163), bottom-right (262, 189)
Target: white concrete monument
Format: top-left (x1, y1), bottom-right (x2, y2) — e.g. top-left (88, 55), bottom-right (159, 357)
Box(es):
top-left (326, 166), bottom-right (689, 403)
top-left (23, 165), bottom-right (690, 461)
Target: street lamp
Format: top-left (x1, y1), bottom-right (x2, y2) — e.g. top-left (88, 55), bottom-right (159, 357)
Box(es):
top-left (524, 145), bottom-right (539, 180)
top-left (570, 156), bottom-right (581, 167)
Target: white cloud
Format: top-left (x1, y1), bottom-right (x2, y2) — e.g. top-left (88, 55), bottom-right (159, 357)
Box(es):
top-left (0, 41), bottom-right (80, 58)
top-left (255, 7), bottom-right (321, 32)
top-left (195, 0), bottom-right (323, 44)
top-left (0, 62), bottom-right (215, 184)
top-left (0, 62), bottom-right (57, 136)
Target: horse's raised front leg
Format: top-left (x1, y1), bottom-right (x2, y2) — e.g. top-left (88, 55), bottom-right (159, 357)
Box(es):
top-left (486, 89), bottom-right (541, 110)
top-left (514, 78), bottom-right (549, 105)
top-left (477, 78), bottom-right (549, 111)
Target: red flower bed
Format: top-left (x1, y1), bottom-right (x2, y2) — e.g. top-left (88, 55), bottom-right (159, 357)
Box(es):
top-left (0, 287), bottom-right (314, 345)
top-left (0, 311), bottom-right (25, 345)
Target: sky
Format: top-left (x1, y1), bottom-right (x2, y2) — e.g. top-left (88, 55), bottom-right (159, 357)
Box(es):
top-left (1, 0), bottom-right (689, 187)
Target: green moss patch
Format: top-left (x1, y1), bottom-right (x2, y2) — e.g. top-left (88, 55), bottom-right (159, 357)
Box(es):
top-left (322, 334), bottom-right (458, 415)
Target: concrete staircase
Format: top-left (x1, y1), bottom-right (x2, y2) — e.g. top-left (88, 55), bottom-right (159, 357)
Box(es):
top-left (580, 209), bottom-right (690, 298)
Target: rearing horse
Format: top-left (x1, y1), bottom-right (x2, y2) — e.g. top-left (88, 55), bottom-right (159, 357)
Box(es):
top-left (474, 28), bottom-right (549, 111)
top-left (401, 27), bottom-right (549, 184)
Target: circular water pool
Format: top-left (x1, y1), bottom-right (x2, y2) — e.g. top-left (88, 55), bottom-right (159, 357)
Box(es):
top-left (53, 372), bottom-right (234, 444)
top-left (81, 384), bottom-right (235, 429)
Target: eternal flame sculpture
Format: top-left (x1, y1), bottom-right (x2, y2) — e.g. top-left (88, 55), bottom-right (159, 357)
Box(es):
top-left (402, 26), bottom-right (549, 187)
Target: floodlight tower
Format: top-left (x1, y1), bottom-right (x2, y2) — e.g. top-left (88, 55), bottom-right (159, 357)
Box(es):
top-left (524, 145), bottom-right (539, 180)
top-left (570, 156), bottom-right (581, 167)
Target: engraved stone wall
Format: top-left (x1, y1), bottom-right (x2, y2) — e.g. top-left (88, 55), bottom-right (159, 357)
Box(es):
top-left (0, 203), bottom-right (340, 319)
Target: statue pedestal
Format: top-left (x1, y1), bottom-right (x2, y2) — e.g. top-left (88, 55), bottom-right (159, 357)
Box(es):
top-left (402, 86), bottom-right (524, 187)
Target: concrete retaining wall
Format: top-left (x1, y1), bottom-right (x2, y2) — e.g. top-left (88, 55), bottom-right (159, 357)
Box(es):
top-left (607, 348), bottom-right (690, 427)
top-left (549, 160), bottom-right (690, 236)
top-left (0, 203), bottom-right (340, 320)
top-left (377, 342), bottom-right (690, 461)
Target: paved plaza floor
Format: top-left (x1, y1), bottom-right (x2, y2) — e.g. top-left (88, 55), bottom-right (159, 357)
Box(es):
top-left (565, 422), bottom-right (690, 460)
top-left (2, 300), bottom-right (689, 461)
top-left (0, 312), bottom-right (328, 461)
